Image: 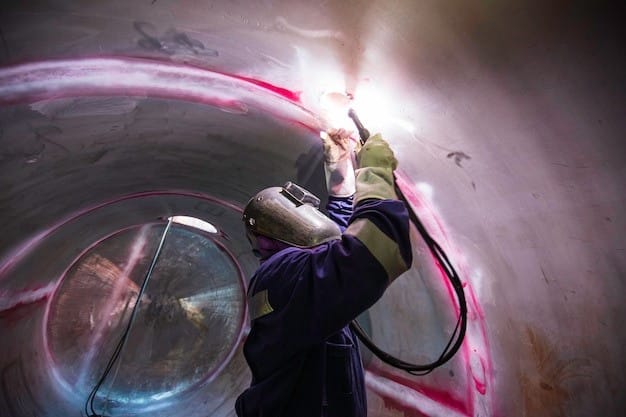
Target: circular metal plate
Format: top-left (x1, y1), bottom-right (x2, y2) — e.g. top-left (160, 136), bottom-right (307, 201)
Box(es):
top-left (45, 223), bottom-right (245, 408)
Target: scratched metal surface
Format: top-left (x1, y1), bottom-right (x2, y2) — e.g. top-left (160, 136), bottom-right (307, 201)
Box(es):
top-left (46, 223), bottom-right (245, 413)
top-left (0, 1), bottom-right (625, 417)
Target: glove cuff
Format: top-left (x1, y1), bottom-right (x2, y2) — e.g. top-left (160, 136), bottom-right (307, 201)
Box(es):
top-left (324, 158), bottom-right (356, 197)
top-left (354, 166), bottom-right (397, 204)
top-left (357, 133), bottom-right (398, 170)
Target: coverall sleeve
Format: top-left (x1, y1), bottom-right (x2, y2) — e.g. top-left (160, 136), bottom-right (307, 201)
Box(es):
top-left (248, 133), bottom-right (412, 351)
top-left (250, 197), bottom-right (412, 350)
top-left (325, 195), bottom-right (354, 232)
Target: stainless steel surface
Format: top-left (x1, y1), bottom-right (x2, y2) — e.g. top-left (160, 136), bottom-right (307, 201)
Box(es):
top-left (0, 1), bottom-right (624, 416)
top-left (47, 223), bottom-right (244, 413)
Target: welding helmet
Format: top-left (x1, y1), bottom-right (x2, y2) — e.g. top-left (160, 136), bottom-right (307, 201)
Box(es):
top-left (243, 182), bottom-right (342, 249)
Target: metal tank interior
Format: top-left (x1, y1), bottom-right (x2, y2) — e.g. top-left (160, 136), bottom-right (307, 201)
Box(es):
top-left (1, 1), bottom-right (624, 416)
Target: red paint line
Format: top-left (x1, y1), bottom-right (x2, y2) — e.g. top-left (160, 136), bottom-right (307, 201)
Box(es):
top-left (0, 284), bottom-right (55, 312)
top-left (0, 58), bottom-right (320, 143)
top-left (0, 284), bottom-right (55, 326)
top-left (472, 359), bottom-right (487, 395)
top-left (394, 168), bottom-right (496, 416)
top-left (381, 396), bottom-right (429, 417)
top-left (227, 73), bottom-right (302, 103)
top-left (370, 365), bottom-right (470, 416)
top-left (0, 297), bottom-right (48, 327)
top-left (0, 295), bottom-right (49, 316)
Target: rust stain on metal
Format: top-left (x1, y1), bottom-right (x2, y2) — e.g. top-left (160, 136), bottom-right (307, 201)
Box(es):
top-left (520, 326), bottom-right (590, 417)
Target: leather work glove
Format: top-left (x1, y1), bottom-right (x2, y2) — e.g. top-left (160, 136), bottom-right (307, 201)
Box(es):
top-left (354, 133), bottom-right (398, 203)
top-left (320, 128), bottom-right (359, 197)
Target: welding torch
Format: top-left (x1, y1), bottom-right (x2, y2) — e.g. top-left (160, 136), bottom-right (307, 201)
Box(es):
top-left (347, 108), bottom-right (370, 146)
top-left (346, 107), bottom-right (468, 375)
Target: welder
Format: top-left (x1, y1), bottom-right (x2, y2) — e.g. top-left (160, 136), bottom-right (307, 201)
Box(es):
top-left (235, 127), bottom-right (412, 417)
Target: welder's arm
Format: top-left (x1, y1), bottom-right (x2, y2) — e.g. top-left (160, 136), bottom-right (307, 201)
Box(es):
top-left (352, 132), bottom-right (398, 202)
top-left (324, 131), bottom-right (400, 230)
top-left (341, 131), bottom-right (403, 274)
top-left (262, 201), bottom-right (411, 351)
top-left (320, 128), bottom-right (358, 230)
top-left (250, 199), bottom-right (412, 350)
top-left (320, 128), bottom-right (358, 198)
top-left (260, 134), bottom-right (411, 346)
top-left (314, 133), bottom-right (408, 338)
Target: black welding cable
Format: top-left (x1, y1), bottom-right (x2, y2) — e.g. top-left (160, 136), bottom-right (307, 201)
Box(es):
top-left (350, 187), bottom-right (467, 375)
top-left (84, 218), bottom-right (173, 417)
top-left (347, 108), bottom-right (468, 375)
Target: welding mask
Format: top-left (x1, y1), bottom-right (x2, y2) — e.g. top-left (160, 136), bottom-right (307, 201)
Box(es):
top-left (243, 182), bottom-right (342, 249)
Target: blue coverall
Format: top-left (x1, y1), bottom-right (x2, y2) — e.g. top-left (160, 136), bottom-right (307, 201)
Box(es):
top-left (235, 195), bottom-right (412, 417)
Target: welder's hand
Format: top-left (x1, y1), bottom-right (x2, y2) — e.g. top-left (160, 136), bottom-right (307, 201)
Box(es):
top-left (357, 133), bottom-right (398, 170)
top-left (354, 133), bottom-right (398, 202)
top-left (320, 128), bottom-right (358, 197)
top-left (320, 128), bottom-right (359, 164)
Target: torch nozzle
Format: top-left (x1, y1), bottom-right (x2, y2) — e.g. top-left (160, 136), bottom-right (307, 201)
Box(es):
top-left (347, 108), bottom-right (370, 145)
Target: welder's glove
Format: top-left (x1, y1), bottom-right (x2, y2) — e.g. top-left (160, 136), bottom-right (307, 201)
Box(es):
top-left (355, 133), bottom-right (398, 203)
top-left (320, 128), bottom-right (358, 197)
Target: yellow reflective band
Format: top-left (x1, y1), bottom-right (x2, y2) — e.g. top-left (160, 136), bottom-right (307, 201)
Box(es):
top-left (249, 289), bottom-right (274, 321)
top-left (345, 218), bottom-right (409, 283)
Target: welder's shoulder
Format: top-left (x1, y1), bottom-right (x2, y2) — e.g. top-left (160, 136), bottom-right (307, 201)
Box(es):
top-left (344, 199), bottom-right (413, 282)
top-left (251, 247), bottom-right (310, 294)
top-left (247, 247), bottom-right (313, 321)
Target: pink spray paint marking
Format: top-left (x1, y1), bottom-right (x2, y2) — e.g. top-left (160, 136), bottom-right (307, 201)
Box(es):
top-left (223, 72), bottom-right (302, 102)
top-left (74, 224), bottom-right (150, 387)
top-left (0, 57), bottom-right (321, 152)
top-left (0, 283), bottom-right (56, 327)
top-left (0, 283), bottom-right (56, 313)
top-left (376, 170), bottom-right (495, 416)
top-left (0, 57), bottom-right (308, 119)
top-left (366, 369), bottom-right (469, 417)
top-left (369, 365), bottom-right (470, 416)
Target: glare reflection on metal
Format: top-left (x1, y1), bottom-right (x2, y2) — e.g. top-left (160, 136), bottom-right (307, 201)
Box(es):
top-left (416, 182), bottom-right (434, 200)
top-left (169, 216), bottom-right (218, 234)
